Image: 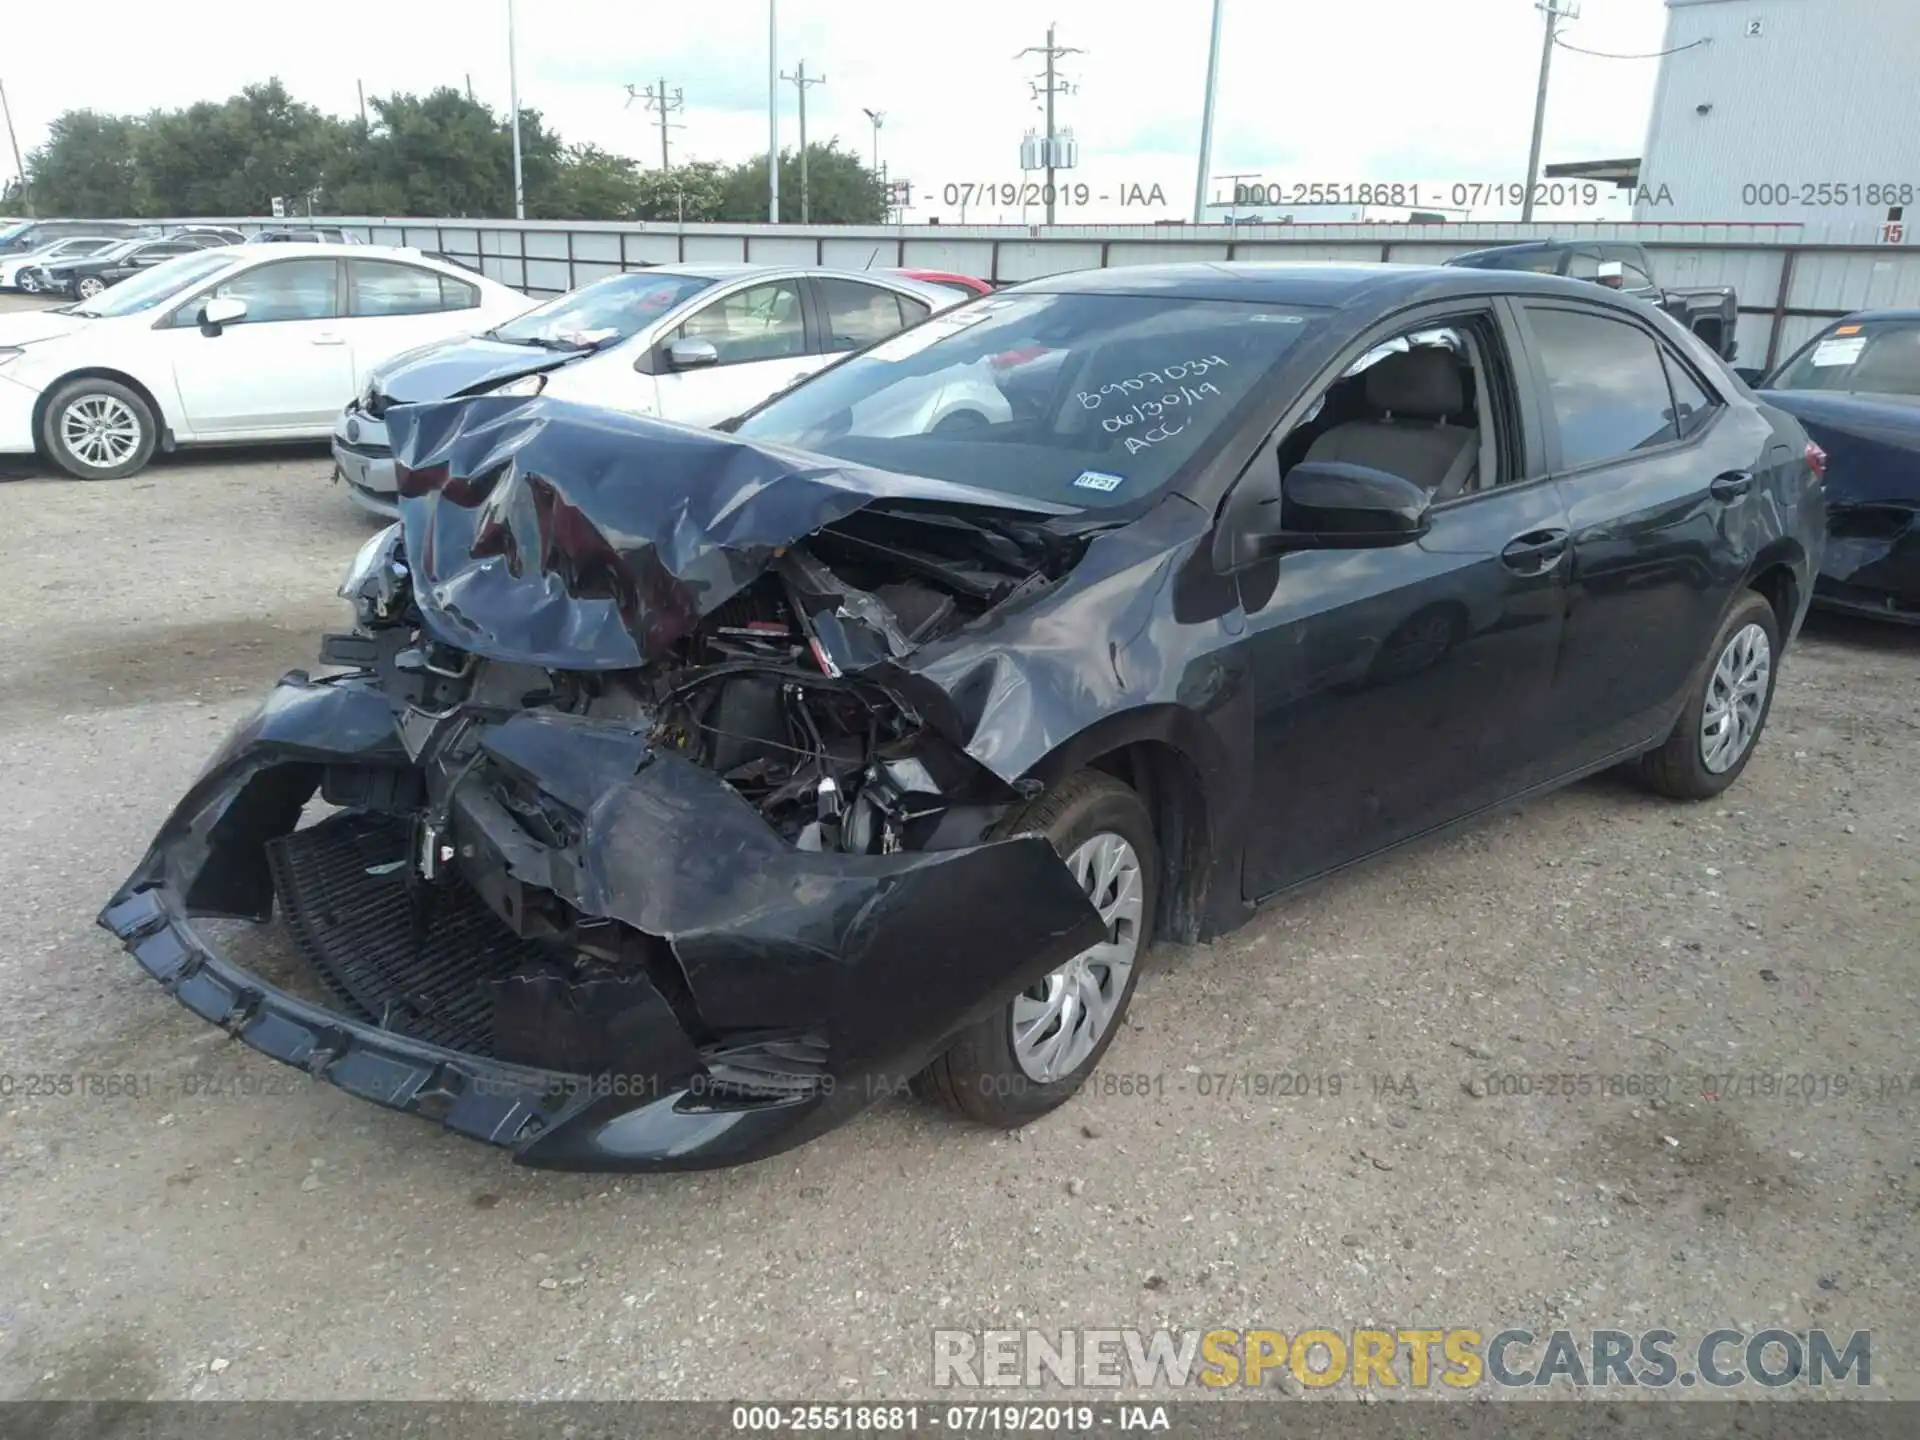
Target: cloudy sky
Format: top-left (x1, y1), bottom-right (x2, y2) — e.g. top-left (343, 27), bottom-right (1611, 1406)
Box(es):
top-left (3, 0), bottom-right (1676, 222)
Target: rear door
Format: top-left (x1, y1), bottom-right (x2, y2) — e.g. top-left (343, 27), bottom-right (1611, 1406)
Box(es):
top-left (343, 258), bottom-right (488, 387)
top-left (648, 277), bottom-right (815, 426)
top-left (1515, 301), bottom-right (1769, 770)
top-left (162, 257), bottom-right (355, 434)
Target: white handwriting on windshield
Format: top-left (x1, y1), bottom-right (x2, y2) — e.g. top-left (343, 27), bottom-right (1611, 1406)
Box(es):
top-left (1076, 355), bottom-right (1229, 410)
top-left (1097, 380), bottom-right (1223, 435)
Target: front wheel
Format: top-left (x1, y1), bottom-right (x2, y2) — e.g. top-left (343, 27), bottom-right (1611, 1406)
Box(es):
top-left (1637, 591), bottom-right (1780, 800)
top-left (74, 275), bottom-right (107, 299)
top-left (41, 378), bottom-right (158, 480)
top-left (18, 271), bottom-right (39, 294)
top-left (913, 770), bottom-right (1158, 1126)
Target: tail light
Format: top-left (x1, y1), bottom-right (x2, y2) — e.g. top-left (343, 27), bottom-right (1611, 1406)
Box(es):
top-left (1804, 441), bottom-right (1827, 482)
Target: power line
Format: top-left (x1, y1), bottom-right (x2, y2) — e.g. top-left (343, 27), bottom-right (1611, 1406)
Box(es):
top-left (1553, 34), bottom-right (1711, 60)
top-left (625, 80), bottom-right (686, 170)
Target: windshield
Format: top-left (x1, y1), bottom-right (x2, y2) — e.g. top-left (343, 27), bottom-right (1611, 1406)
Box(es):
top-left (66, 238), bottom-right (142, 265)
top-left (70, 249), bottom-right (243, 318)
top-left (490, 271), bottom-right (717, 349)
top-left (1448, 248), bottom-right (1560, 275)
top-left (1768, 318), bottom-right (1920, 398)
top-left (734, 291), bottom-right (1325, 509)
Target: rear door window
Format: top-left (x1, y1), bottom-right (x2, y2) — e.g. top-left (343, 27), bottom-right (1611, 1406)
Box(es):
top-left (818, 279), bottom-right (919, 352)
top-left (1524, 305), bottom-right (1687, 467)
top-left (349, 259), bottom-right (453, 316)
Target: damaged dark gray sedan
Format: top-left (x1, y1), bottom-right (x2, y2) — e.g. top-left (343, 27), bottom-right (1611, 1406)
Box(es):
top-left (100, 264), bottom-right (1825, 1171)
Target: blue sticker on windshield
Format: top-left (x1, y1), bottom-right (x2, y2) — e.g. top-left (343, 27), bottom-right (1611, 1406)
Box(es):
top-left (1073, 470), bottom-right (1125, 492)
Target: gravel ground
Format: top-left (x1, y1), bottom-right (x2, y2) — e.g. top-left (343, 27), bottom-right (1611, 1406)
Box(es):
top-left (0, 292), bottom-right (1915, 1405)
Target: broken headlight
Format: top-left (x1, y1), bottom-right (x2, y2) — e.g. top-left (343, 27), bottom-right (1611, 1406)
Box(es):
top-left (489, 372), bottom-right (548, 398)
top-left (339, 521), bottom-right (410, 624)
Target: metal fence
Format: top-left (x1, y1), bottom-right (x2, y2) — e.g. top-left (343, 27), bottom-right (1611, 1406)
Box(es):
top-left (174, 216), bottom-right (1920, 374)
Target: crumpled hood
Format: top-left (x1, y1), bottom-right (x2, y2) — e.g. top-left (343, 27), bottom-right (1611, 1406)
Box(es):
top-left (371, 334), bottom-right (575, 404)
top-left (386, 394), bottom-right (1072, 670)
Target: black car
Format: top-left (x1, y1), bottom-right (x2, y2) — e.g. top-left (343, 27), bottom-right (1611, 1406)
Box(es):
top-left (38, 232), bottom-right (235, 298)
top-left (100, 263), bottom-right (1824, 1173)
top-left (1754, 310), bottom-right (1920, 622)
top-left (0, 217), bottom-right (143, 254)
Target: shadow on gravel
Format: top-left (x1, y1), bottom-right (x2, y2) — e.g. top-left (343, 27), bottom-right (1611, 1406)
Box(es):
top-left (2, 613), bottom-right (338, 714)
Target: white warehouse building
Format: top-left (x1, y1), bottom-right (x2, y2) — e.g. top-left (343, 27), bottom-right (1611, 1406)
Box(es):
top-left (1635, 0), bottom-right (1920, 229)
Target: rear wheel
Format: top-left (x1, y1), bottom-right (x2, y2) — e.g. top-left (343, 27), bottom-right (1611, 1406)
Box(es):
top-left (1638, 591), bottom-right (1780, 800)
top-left (913, 770), bottom-right (1158, 1126)
top-left (41, 378), bottom-right (158, 480)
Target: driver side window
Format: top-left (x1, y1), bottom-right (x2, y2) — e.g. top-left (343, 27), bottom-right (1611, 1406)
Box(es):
top-left (1277, 314), bottom-right (1513, 503)
top-left (673, 280), bottom-right (806, 365)
top-left (170, 259), bottom-right (340, 327)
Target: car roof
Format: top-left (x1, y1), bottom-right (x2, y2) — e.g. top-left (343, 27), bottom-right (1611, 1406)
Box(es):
top-left (1832, 307), bottom-right (1920, 323)
top-left (1004, 261), bottom-right (1620, 309)
top-left (600, 261), bottom-right (958, 303)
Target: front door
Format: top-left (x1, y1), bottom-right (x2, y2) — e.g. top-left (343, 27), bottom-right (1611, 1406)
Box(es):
top-left (1236, 306), bottom-right (1571, 899)
top-left (165, 258), bottom-right (353, 434)
top-left (650, 277), bottom-right (819, 427)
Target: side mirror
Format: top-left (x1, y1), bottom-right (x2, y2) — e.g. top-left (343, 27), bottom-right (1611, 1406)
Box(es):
top-left (1223, 459), bottom-right (1431, 568)
top-left (666, 337), bottom-right (719, 370)
top-left (200, 295), bottom-right (247, 333)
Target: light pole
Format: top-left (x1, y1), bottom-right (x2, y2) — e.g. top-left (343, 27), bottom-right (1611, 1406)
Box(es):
top-left (862, 107), bottom-right (885, 219)
top-left (0, 78), bottom-right (29, 217)
top-left (1192, 0), bottom-right (1225, 224)
top-left (767, 0), bottom-right (780, 222)
top-left (506, 0), bottom-right (524, 218)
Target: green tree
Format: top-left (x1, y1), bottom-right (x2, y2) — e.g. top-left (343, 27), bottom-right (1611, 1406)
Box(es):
top-left (632, 160), bottom-right (728, 222)
top-left (24, 111), bottom-right (150, 216)
top-left (537, 143), bottom-right (643, 220)
top-left (718, 140), bottom-right (886, 224)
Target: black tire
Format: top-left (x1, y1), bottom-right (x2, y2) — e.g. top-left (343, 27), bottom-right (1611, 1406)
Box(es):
top-left (40, 378), bottom-right (159, 481)
top-left (912, 770), bottom-right (1159, 1126)
top-left (1638, 591), bottom-right (1781, 801)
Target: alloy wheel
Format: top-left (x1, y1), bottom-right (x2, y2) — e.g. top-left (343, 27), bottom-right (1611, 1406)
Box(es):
top-left (1700, 622), bottom-right (1771, 773)
top-left (1011, 831), bottom-right (1144, 1083)
top-left (59, 394), bottom-right (143, 471)
top-left (19, 271), bottom-right (39, 294)
top-left (76, 277), bottom-right (105, 299)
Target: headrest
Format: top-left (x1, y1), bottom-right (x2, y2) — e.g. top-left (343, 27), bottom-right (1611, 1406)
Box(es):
top-left (1364, 348), bottom-right (1465, 418)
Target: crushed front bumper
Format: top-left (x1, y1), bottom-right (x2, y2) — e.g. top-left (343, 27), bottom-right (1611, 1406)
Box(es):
top-left (98, 673), bottom-right (1104, 1171)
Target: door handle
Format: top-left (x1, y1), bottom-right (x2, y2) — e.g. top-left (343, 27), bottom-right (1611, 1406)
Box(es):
top-left (1709, 469), bottom-right (1753, 501)
top-left (311, 333), bottom-right (346, 346)
top-left (1500, 528), bottom-right (1569, 573)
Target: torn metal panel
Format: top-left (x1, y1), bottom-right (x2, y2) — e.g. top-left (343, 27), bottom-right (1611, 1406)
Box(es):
top-left (386, 395), bottom-right (1072, 671)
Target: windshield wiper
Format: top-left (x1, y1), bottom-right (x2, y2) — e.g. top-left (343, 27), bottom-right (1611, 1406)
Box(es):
top-left (493, 334), bottom-right (590, 351)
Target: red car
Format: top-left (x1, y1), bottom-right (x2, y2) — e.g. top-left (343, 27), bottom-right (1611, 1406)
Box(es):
top-left (892, 268), bottom-right (995, 298)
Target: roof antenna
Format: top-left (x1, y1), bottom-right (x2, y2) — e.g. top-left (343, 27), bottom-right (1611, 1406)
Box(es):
top-left (864, 247), bottom-right (878, 269)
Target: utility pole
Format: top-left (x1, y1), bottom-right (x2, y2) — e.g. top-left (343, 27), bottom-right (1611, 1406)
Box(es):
top-left (767, 0), bottom-right (779, 222)
top-left (505, 0), bottom-right (524, 219)
top-left (0, 78), bottom-right (28, 217)
top-left (1521, 0), bottom-right (1578, 223)
top-left (356, 79), bottom-right (368, 129)
top-left (781, 61), bottom-right (826, 223)
top-left (1016, 24), bottom-right (1083, 224)
top-left (626, 80), bottom-right (685, 169)
top-left (466, 74), bottom-right (475, 104)
top-left (1192, 0), bottom-right (1225, 224)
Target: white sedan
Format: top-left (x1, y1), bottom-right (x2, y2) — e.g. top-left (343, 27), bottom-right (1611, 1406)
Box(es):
top-left (0, 243), bottom-right (532, 479)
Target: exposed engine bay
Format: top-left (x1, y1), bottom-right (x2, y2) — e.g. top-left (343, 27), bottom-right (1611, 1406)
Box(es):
top-left (335, 503), bottom-right (1082, 855)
